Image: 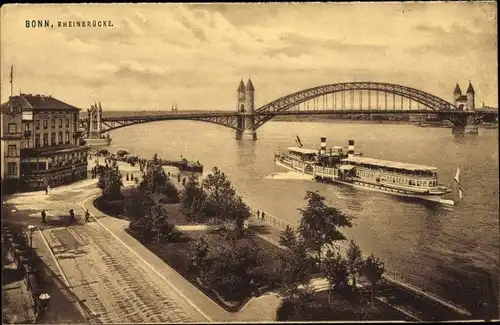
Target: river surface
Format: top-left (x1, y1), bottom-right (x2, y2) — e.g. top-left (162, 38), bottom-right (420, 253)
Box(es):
top-left (106, 120), bottom-right (499, 316)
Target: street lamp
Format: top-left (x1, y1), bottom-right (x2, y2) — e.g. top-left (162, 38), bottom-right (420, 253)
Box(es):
top-left (27, 224), bottom-right (35, 270)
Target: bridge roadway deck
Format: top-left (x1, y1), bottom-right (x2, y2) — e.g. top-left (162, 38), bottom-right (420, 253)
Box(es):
top-left (98, 108), bottom-right (492, 122)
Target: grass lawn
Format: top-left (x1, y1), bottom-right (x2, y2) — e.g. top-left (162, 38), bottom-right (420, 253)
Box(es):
top-left (125, 228), bottom-right (283, 312)
top-left (277, 289), bottom-right (411, 321)
top-left (313, 290), bottom-right (411, 321)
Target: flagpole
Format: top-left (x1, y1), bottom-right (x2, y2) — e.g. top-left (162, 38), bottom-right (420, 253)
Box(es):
top-left (10, 65), bottom-right (13, 100)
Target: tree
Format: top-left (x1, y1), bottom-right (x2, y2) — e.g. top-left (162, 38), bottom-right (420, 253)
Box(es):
top-left (277, 241), bottom-right (314, 297)
top-left (276, 285), bottom-right (317, 321)
top-left (101, 161), bottom-right (123, 200)
top-left (322, 250), bottom-right (349, 303)
top-left (298, 190), bottom-right (353, 266)
top-left (201, 167), bottom-right (236, 220)
top-left (346, 240), bottom-right (364, 297)
top-left (142, 153), bottom-right (168, 194)
top-left (202, 241), bottom-right (263, 299)
top-left (149, 203), bottom-right (168, 244)
top-left (226, 195), bottom-right (250, 239)
top-left (180, 174), bottom-right (206, 220)
top-left (279, 225), bottom-right (298, 250)
top-left (124, 188), bottom-right (154, 221)
top-left (188, 236), bottom-right (209, 274)
top-left (361, 254), bottom-right (385, 303)
top-left (200, 167), bottom-right (250, 238)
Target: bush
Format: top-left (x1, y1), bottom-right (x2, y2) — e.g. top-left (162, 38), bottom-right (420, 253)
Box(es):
top-left (159, 181), bottom-right (180, 203)
top-left (98, 198), bottom-right (125, 215)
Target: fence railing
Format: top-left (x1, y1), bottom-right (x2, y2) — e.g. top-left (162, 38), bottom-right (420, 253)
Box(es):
top-left (247, 207), bottom-right (470, 316)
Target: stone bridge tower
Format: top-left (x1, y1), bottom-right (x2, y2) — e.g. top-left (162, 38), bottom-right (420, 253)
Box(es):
top-left (452, 81), bottom-right (478, 135)
top-left (236, 78), bottom-right (257, 140)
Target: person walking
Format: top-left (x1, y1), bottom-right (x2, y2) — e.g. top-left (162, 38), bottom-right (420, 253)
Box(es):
top-left (45, 186), bottom-right (48, 195)
top-left (41, 210), bottom-right (47, 224)
top-left (256, 209), bottom-right (260, 219)
top-left (46, 185), bottom-right (51, 195)
top-left (261, 211), bottom-right (265, 221)
top-left (84, 209), bottom-right (90, 223)
top-left (69, 209), bottom-right (75, 225)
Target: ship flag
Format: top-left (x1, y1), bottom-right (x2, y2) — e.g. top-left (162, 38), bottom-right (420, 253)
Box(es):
top-left (296, 136), bottom-right (303, 148)
top-left (452, 166), bottom-right (464, 204)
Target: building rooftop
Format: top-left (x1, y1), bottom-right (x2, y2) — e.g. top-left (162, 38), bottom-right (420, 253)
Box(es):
top-left (454, 83), bottom-right (462, 95)
top-left (21, 144), bottom-right (89, 157)
top-left (1, 94), bottom-right (80, 111)
top-left (237, 80), bottom-right (246, 92)
top-left (341, 156), bottom-right (438, 171)
top-left (246, 78), bottom-right (255, 91)
top-left (466, 82), bottom-right (475, 94)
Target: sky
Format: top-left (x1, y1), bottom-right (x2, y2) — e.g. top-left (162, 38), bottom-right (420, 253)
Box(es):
top-left (1, 2), bottom-right (497, 111)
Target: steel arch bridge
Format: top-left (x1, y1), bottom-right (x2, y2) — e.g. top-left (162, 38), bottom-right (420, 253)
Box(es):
top-left (252, 81), bottom-right (458, 129)
top-left (82, 81), bottom-right (495, 139)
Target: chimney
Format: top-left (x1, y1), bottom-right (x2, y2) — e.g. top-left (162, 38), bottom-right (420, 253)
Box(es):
top-left (320, 137), bottom-right (327, 155)
top-left (348, 140), bottom-right (355, 157)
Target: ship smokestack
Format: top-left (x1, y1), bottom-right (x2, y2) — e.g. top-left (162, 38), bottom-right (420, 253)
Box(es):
top-left (320, 137), bottom-right (327, 155)
top-left (348, 140), bottom-right (355, 157)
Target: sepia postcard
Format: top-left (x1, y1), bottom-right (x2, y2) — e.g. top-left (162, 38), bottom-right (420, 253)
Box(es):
top-left (1, 2), bottom-right (498, 323)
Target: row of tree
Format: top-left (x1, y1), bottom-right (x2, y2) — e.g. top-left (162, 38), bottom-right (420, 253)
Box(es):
top-left (97, 154), bottom-right (181, 243)
top-left (180, 167), bottom-right (251, 239)
top-left (276, 190), bottom-right (386, 320)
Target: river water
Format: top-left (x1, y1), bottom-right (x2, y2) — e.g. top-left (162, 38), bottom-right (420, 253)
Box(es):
top-left (106, 120), bottom-right (499, 316)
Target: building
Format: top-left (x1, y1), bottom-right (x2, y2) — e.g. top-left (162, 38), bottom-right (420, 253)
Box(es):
top-left (453, 81), bottom-right (475, 111)
top-left (1, 94), bottom-right (89, 193)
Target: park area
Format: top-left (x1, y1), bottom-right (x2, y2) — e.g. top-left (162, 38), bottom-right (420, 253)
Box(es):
top-left (94, 154), bottom-right (410, 320)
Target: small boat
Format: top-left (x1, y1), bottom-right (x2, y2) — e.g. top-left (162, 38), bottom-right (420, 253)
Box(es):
top-left (275, 137), bottom-right (457, 206)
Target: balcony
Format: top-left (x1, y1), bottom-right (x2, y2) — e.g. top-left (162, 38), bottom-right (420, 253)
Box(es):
top-left (23, 130), bottom-right (32, 138)
top-left (1, 132), bottom-right (22, 140)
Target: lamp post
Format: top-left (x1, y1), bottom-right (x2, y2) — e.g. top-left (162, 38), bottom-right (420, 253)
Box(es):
top-left (27, 224), bottom-right (35, 270)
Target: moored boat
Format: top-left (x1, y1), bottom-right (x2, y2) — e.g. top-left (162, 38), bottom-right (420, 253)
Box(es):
top-left (275, 137), bottom-right (456, 205)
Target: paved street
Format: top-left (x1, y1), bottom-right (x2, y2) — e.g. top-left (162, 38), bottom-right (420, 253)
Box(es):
top-left (42, 223), bottom-right (205, 323)
top-left (4, 179), bottom-right (209, 323)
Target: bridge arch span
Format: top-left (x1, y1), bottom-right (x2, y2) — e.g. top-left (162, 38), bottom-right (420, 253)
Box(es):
top-left (98, 114), bottom-right (240, 134)
top-left (254, 82), bottom-right (457, 129)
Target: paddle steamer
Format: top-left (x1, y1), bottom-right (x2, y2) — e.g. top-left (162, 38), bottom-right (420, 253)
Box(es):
top-left (275, 137), bottom-right (456, 205)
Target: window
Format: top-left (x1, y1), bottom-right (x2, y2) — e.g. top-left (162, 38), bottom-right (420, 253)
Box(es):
top-left (65, 132), bottom-right (70, 144)
top-left (7, 163), bottom-right (17, 175)
top-left (24, 124), bottom-right (30, 131)
top-left (66, 119), bottom-right (69, 127)
top-left (51, 132), bottom-right (56, 145)
top-left (43, 120), bottom-right (48, 129)
top-left (51, 120), bottom-right (55, 128)
top-left (7, 145), bottom-right (16, 157)
top-left (35, 134), bottom-right (40, 147)
top-left (43, 133), bottom-right (48, 146)
top-left (59, 119), bottom-right (63, 128)
top-left (35, 120), bottom-right (40, 129)
top-left (8, 123), bottom-right (17, 133)
top-left (58, 132), bottom-right (63, 144)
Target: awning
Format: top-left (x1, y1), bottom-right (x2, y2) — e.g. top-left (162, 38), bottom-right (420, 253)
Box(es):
top-left (339, 165), bottom-right (355, 171)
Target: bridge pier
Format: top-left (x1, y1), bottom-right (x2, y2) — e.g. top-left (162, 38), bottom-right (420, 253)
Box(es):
top-left (236, 129), bottom-right (257, 140)
top-left (452, 115), bottom-right (478, 135)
